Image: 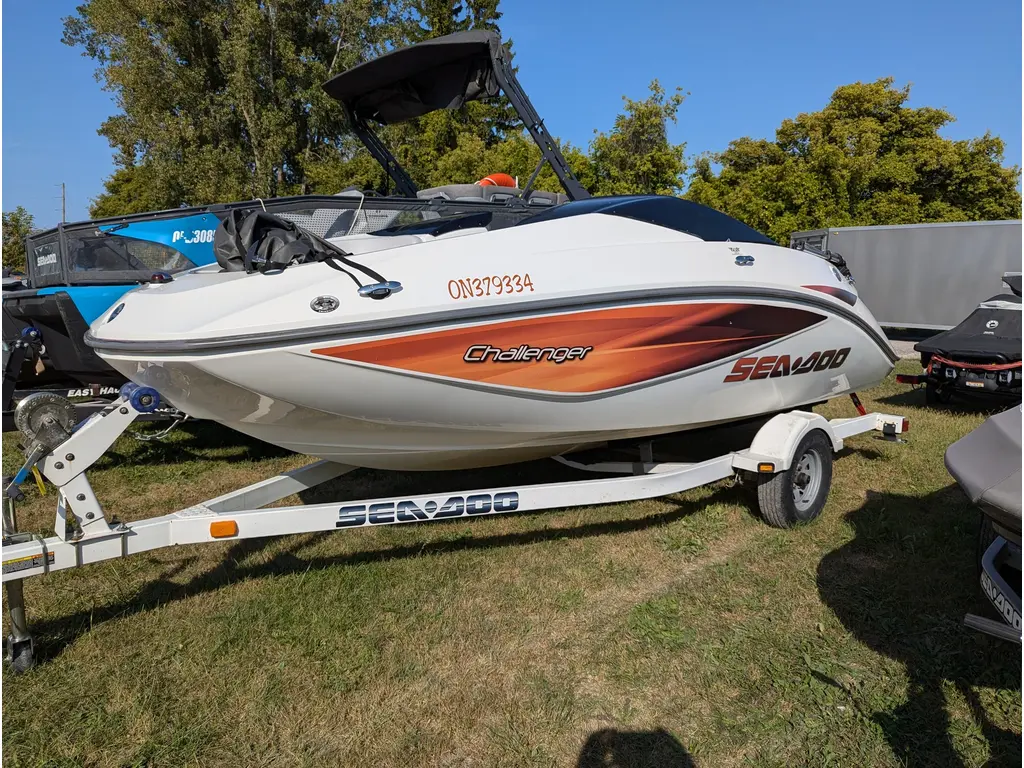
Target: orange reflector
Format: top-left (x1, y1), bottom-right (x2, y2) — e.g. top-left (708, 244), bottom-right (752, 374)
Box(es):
top-left (210, 520), bottom-right (238, 538)
top-left (757, 462), bottom-right (775, 473)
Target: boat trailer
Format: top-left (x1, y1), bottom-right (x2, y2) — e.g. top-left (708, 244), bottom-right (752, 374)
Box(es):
top-left (2, 386), bottom-right (907, 672)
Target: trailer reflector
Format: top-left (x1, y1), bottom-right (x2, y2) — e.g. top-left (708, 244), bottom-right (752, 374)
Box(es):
top-left (895, 373), bottom-right (925, 385)
top-left (210, 520), bottom-right (238, 538)
top-left (757, 462), bottom-right (775, 473)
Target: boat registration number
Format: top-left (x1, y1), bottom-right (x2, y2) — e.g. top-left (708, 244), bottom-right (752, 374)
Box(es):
top-left (447, 274), bottom-right (534, 300)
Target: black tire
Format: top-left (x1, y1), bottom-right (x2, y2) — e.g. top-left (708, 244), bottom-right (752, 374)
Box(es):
top-left (757, 430), bottom-right (834, 529)
top-left (925, 381), bottom-right (953, 406)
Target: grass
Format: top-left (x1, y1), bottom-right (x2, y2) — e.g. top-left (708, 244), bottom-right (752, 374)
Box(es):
top-left (2, 364), bottom-right (1020, 767)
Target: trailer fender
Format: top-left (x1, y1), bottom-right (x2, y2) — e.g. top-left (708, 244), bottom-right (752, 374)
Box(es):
top-left (732, 411), bottom-right (841, 473)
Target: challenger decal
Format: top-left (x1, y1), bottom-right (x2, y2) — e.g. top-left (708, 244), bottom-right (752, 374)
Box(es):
top-left (464, 344), bottom-right (593, 364)
top-left (312, 303), bottom-right (825, 394)
top-left (448, 274), bottom-right (535, 300)
top-left (724, 348), bottom-right (851, 382)
top-left (337, 492), bottom-right (520, 527)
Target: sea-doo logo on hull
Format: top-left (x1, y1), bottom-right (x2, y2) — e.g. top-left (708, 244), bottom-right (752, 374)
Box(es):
top-left (981, 570), bottom-right (1022, 630)
top-left (724, 348), bottom-right (851, 382)
top-left (337, 492), bottom-right (520, 528)
top-left (464, 344), bottom-right (593, 364)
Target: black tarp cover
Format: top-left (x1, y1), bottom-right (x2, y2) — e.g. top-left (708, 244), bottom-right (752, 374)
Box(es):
top-left (915, 294), bottom-right (1022, 362)
top-left (213, 210), bottom-right (335, 273)
top-left (321, 30), bottom-right (502, 124)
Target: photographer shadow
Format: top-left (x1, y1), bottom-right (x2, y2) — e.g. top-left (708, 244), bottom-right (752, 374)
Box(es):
top-left (817, 486), bottom-right (1021, 765)
top-left (577, 728), bottom-right (695, 768)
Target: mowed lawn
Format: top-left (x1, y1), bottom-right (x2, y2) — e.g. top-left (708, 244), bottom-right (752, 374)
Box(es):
top-left (2, 364), bottom-right (1021, 767)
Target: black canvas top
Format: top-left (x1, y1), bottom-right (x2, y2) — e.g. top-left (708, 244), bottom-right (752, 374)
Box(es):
top-left (916, 294), bottom-right (1022, 362)
top-left (322, 30), bottom-right (502, 124)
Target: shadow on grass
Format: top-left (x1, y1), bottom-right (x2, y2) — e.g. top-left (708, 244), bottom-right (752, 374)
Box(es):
top-left (95, 421), bottom-right (293, 469)
top-left (24, 477), bottom-right (750, 669)
top-left (876, 387), bottom-right (1019, 415)
top-left (577, 728), bottom-right (694, 767)
top-left (817, 486), bottom-right (1021, 766)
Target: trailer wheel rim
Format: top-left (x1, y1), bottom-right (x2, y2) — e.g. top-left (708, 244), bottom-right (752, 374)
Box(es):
top-left (792, 449), bottom-right (823, 512)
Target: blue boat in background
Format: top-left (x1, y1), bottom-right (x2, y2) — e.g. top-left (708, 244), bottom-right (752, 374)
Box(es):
top-left (3, 210), bottom-right (221, 428)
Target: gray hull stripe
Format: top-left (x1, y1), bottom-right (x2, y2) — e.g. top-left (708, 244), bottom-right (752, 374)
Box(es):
top-left (85, 286), bottom-right (898, 364)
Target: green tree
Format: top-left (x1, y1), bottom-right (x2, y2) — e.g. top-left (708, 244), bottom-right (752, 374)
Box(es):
top-left (2, 207), bottom-right (35, 273)
top-left (589, 80), bottom-right (687, 196)
top-left (686, 78), bottom-right (1022, 243)
top-left (88, 163), bottom-right (187, 219)
top-left (68, 0), bottom-right (691, 212)
top-left (64, 0), bottom-right (398, 216)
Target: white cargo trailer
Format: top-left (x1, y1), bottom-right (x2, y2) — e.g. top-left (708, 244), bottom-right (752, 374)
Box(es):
top-left (791, 220), bottom-right (1022, 331)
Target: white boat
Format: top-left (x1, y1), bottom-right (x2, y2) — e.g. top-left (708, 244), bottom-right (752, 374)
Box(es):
top-left (85, 31), bottom-right (897, 471)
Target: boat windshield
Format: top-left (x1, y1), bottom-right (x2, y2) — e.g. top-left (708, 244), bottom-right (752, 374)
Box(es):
top-left (25, 231), bottom-right (201, 287)
top-left (517, 196), bottom-right (776, 245)
top-left (370, 211), bottom-right (493, 237)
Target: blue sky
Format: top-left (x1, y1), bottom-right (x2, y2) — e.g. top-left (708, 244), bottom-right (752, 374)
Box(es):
top-left (3, 0), bottom-right (1021, 227)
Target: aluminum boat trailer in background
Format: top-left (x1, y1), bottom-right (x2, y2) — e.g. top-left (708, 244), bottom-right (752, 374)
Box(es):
top-left (2, 387), bottom-right (907, 671)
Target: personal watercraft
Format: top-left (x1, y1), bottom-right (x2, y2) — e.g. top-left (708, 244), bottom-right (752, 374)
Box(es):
top-left (898, 273), bottom-right (1022, 405)
top-left (946, 406), bottom-right (1022, 642)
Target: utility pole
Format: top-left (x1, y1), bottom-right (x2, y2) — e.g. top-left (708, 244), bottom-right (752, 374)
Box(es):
top-left (55, 182), bottom-right (66, 223)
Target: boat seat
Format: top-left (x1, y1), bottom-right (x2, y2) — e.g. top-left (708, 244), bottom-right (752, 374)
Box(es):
top-left (416, 184), bottom-right (568, 206)
top-left (946, 407), bottom-right (1022, 536)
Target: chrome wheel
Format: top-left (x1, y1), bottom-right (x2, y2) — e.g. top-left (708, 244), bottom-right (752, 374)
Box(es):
top-left (791, 449), bottom-right (823, 513)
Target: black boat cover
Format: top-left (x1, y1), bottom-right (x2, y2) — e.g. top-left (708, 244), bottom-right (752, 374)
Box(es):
top-left (213, 210), bottom-right (338, 273)
top-left (321, 30), bottom-right (502, 124)
top-left (915, 294), bottom-right (1022, 362)
top-left (945, 406), bottom-right (1022, 534)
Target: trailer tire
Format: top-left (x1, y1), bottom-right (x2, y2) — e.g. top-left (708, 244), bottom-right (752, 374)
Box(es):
top-left (757, 430), bottom-right (833, 528)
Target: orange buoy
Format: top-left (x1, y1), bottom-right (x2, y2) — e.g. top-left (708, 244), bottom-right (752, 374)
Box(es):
top-left (477, 172), bottom-right (517, 188)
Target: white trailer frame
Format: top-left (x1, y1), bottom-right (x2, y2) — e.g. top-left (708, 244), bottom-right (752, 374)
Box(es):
top-left (2, 395), bottom-right (907, 669)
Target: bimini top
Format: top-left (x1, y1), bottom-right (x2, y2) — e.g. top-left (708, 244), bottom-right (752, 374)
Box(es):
top-left (322, 30), bottom-right (503, 125)
top-left (320, 30), bottom-right (589, 201)
top-left (518, 195), bottom-right (777, 245)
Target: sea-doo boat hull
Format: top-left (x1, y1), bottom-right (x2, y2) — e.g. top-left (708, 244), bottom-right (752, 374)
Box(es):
top-left (98, 307), bottom-right (891, 469)
top-left (91, 206), bottom-right (895, 470)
